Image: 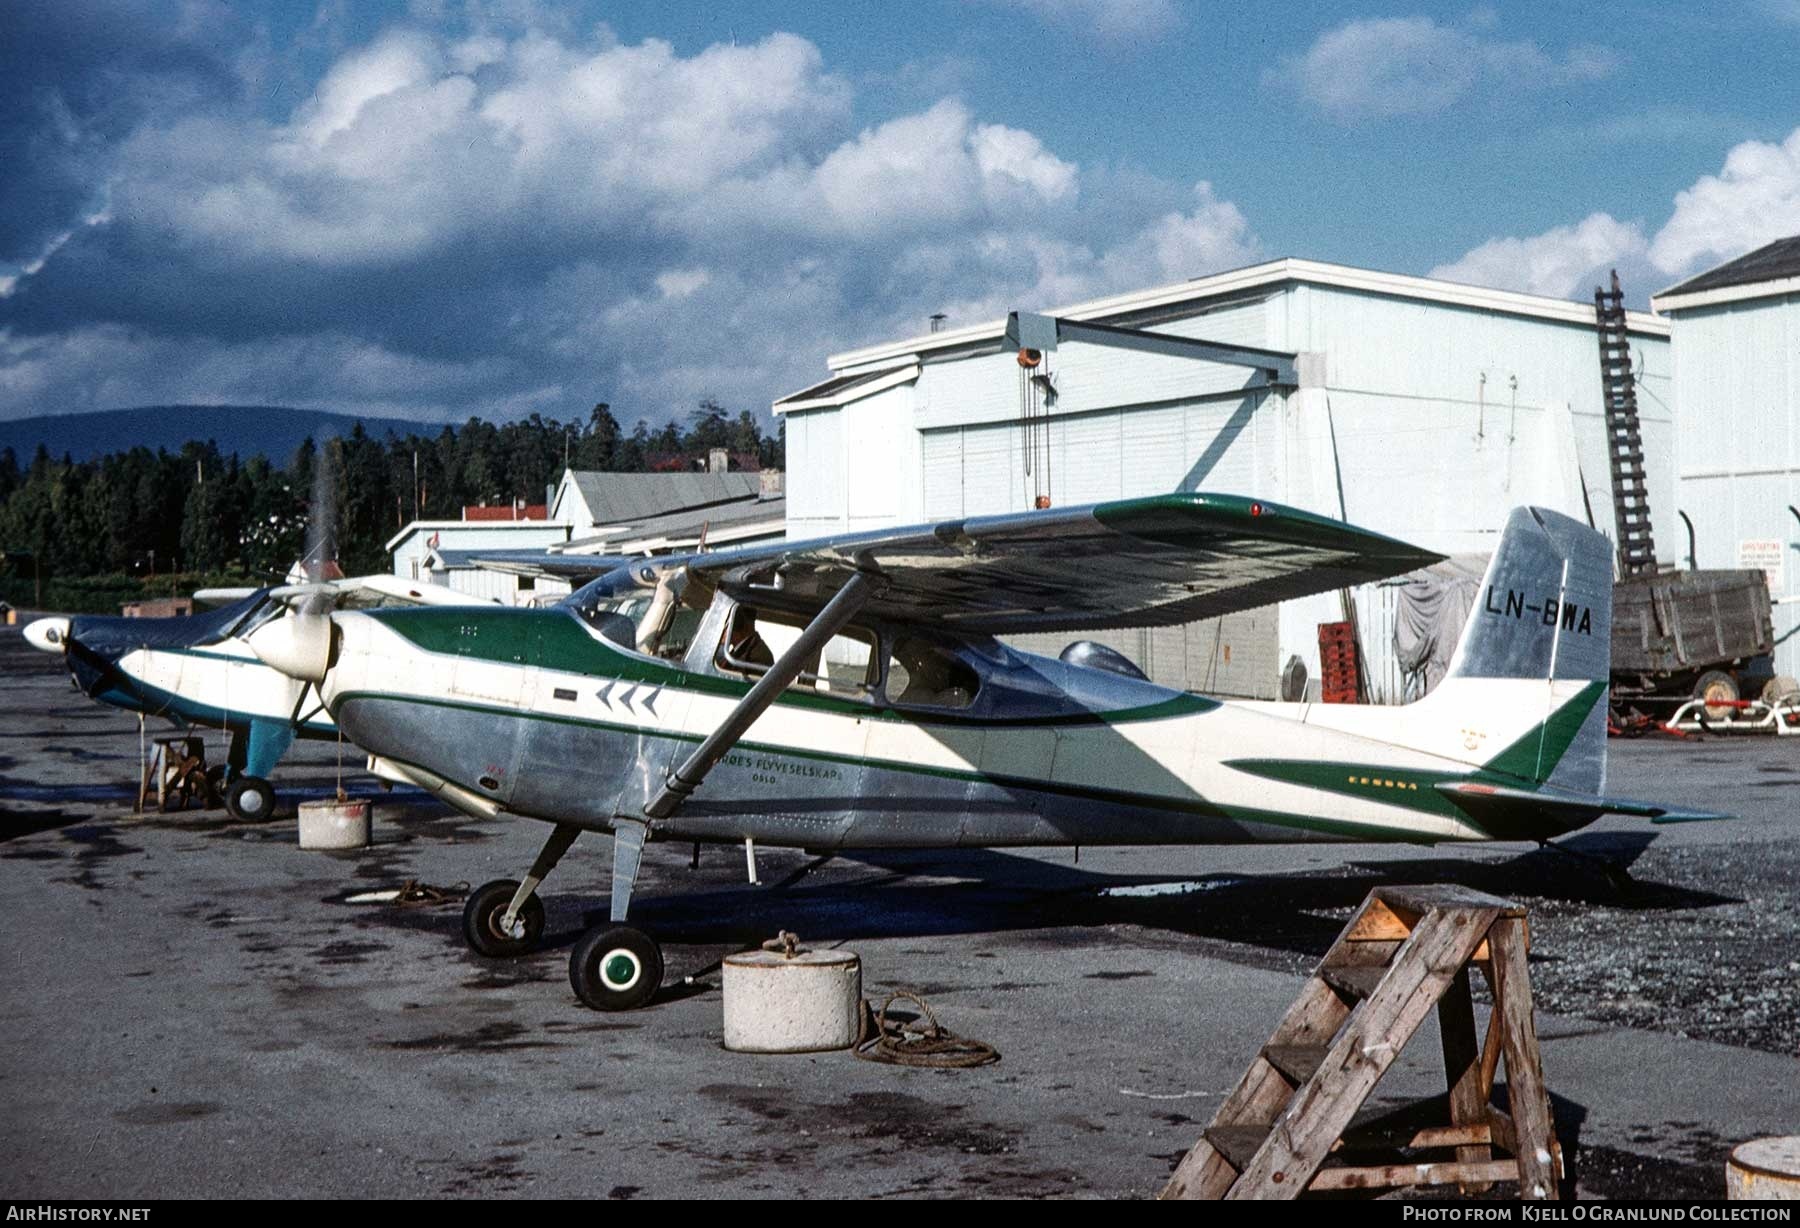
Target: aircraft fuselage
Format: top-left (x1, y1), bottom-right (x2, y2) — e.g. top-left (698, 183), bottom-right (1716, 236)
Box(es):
top-left (326, 603), bottom-right (1589, 850)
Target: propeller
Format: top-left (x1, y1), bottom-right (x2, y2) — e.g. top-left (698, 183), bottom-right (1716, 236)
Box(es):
top-left (248, 438), bottom-right (343, 685)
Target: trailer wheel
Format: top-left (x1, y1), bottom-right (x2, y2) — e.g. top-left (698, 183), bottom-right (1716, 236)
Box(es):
top-left (1763, 675), bottom-right (1800, 705)
top-left (1694, 670), bottom-right (1739, 721)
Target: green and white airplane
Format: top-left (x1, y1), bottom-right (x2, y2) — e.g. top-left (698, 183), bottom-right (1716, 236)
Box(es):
top-left (247, 495), bottom-right (1725, 1010)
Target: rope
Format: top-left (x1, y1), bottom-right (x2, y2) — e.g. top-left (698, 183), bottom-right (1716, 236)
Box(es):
top-left (392, 879), bottom-right (468, 907)
top-left (853, 990), bottom-right (999, 1068)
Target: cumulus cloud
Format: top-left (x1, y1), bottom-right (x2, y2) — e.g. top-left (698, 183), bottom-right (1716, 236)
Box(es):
top-left (1429, 214), bottom-right (1649, 299)
top-left (1430, 125), bottom-right (1800, 300)
top-left (0, 14), bottom-right (1262, 423)
top-left (1277, 15), bottom-right (1616, 121)
top-left (1649, 127), bottom-right (1800, 274)
top-left (0, 1), bottom-right (248, 263)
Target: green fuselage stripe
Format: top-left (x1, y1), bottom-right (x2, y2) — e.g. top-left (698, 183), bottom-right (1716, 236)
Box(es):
top-left (335, 688), bottom-right (1459, 844)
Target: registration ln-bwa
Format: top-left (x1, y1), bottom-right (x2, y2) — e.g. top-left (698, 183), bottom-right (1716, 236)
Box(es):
top-left (245, 495), bottom-right (1725, 1010)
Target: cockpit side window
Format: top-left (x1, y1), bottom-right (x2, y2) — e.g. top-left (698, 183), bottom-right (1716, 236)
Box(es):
top-left (884, 635), bottom-right (980, 709)
top-left (715, 605), bottom-right (879, 696)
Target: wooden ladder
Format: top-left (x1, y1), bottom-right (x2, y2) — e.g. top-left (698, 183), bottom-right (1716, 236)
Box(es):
top-left (1594, 269), bottom-right (1657, 578)
top-left (1161, 884), bottom-right (1561, 1200)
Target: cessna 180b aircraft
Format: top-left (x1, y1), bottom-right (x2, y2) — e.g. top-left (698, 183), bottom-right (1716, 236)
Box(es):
top-left (244, 494), bottom-right (1723, 1010)
top-left (25, 574), bottom-right (494, 819)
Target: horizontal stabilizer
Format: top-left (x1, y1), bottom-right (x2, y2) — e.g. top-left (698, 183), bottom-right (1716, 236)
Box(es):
top-left (1435, 780), bottom-right (1734, 837)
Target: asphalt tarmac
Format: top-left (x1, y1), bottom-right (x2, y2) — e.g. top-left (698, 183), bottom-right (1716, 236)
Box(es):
top-left (2, 622), bottom-right (1795, 1199)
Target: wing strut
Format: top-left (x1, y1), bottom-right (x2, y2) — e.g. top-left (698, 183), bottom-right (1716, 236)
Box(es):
top-left (642, 570), bottom-right (877, 820)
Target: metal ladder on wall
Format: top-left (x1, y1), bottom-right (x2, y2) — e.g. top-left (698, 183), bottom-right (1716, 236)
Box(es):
top-left (1595, 271), bottom-right (1658, 577)
top-left (1160, 885), bottom-right (1562, 1200)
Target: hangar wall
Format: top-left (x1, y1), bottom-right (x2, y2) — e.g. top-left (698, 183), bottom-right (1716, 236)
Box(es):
top-left (778, 260), bottom-right (1670, 700)
top-left (1660, 293), bottom-right (1800, 680)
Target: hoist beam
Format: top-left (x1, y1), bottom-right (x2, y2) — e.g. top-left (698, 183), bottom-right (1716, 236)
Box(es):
top-left (1004, 311), bottom-right (1298, 389)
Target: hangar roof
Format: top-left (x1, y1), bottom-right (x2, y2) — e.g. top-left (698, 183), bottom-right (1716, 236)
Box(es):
top-left (1653, 234), bottom-right (1800, 313)
top-left (821, 257), bottom-right (1669, 377)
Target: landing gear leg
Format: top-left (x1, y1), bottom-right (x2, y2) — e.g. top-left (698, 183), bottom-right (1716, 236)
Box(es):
top-left (569, 820), bottom-right (662, 1011)
top-left (463, 823), bottom-right (580, 957)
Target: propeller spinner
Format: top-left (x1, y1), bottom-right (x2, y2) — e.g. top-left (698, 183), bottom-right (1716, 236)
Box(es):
top-left (247, 611), bottom-right (336, 684)
top-left (23, 617), bottom-right (71, 654)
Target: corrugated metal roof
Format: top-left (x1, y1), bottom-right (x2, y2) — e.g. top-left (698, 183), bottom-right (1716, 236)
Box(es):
top-left (1658, 234), bottom-right (1800, 298)
top-left (566, 493), bottom-right (785, 550)
top-left (568, 471), bottom-right (761, 526)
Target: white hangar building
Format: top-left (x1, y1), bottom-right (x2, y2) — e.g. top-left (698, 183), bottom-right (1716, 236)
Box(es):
top-left (775, 258), bottom-right (1673, 700)
top-left (1652, 234), bottom-right (1800, 681)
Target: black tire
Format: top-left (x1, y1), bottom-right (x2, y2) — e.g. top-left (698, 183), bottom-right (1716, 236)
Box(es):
top-left (1693, 669), bottom-right (1739, 721)
top-left (569, 924), bottom-right (662, 1011)
top-left (225, 775), bottom-right (277, 822)
top-left (462, 879), bottom-right (546, 958)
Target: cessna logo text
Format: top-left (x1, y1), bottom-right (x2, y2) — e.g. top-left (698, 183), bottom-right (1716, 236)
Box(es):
top-left (1483, 586), bottom-right (1592, 635)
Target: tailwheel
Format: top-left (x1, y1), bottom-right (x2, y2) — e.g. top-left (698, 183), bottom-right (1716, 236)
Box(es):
top-left (225, 775), bottom-right (277, 822)
top-left (462, 878), bottom-right (546, 958)
top-left (570, 924), bottom-right (662, 1011)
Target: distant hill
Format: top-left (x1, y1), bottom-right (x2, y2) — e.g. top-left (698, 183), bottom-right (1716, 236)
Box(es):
top-left (0, 405), bottom-right (436, 465)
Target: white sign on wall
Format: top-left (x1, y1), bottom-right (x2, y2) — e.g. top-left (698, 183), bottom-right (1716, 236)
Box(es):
top-left (1737, 539), bottom-right (1785, 590)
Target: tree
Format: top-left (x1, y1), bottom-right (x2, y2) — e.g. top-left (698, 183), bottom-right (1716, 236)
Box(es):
top-left (575, 403), bottom-right (620, 471)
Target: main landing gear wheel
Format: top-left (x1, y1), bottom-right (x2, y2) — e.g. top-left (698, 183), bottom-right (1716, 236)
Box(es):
top-left (569, 925), bottom-right (662, 1011)
top-left (224, 775), bottom-right (276, 822)
top-left (462, 879), bottom-right (547, 957)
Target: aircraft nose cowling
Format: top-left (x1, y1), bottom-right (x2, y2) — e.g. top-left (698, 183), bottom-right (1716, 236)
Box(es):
top-left (23, 617), bottom-right (71, 654)
top-left (247, 613), bottom-right (336, 684)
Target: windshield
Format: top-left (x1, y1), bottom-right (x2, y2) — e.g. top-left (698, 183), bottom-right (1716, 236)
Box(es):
top-left (204, 590), bottom-right (280, 644)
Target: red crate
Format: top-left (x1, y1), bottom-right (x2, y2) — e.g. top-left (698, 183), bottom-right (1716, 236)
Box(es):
top-left (1318, 621), bottom-right (1362, 704)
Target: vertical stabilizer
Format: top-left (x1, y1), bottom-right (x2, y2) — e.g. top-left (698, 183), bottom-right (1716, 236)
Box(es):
top-left (1443, 507), bottom-right (1613, 791)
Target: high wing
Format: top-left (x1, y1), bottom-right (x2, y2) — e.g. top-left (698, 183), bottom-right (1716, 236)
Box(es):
top-left (268, 574), bottom-right (501, 609)
top-left (463, 550), bottom-right (632, 583)
top-left (681, 493), bottom-right (1445, 634)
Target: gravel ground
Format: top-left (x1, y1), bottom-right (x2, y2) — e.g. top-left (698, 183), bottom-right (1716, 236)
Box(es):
top-left (3, 618), bottom-right (1796, 1199)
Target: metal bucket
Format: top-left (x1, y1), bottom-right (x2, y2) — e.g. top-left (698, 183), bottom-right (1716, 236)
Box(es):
top-left (297, 797), bottom-right (372, 850)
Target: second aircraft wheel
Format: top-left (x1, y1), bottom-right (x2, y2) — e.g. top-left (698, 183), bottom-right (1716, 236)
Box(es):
top-left (224, 775), bottom-right (277, 822)
top-left (569, 924), bottom-right (663, 1011)
top-left (462, 878), bottom-right (547, 957)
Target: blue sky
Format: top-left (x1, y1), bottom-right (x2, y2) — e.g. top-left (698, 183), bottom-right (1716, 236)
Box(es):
top-left (3, 0), bottom-right (1798, 427)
